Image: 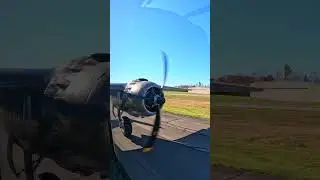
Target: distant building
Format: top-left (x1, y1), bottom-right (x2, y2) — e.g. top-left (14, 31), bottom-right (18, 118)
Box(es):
top-left (175, 85), bottom-right (191, 89)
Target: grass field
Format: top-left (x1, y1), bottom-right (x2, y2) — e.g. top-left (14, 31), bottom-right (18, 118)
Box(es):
top-left (163, 91), bottom-right (210, 119)
top-left (212, 96), bottom-right (320, 180)
top-left (164, 91), bottom-right (320, 179)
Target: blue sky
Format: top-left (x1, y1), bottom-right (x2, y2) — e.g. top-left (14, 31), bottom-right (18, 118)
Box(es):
top-left (213, 1), bottom-right (320, 78)
top-left (110, 0), bottom-right (210, 86)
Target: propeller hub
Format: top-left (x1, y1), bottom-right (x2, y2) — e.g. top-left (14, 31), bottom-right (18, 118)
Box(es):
top-left (153, 95), bottom-right (160, 104)
top-left (153, 95), bottom-right (165, 106)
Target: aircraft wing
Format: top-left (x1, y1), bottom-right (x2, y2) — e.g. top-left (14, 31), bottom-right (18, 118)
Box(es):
top-left (110, 83), bottom-right (126, 91)
top-left (110, 83), bottom-right (187, 94)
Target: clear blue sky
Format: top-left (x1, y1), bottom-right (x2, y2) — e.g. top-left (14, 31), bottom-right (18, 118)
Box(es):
top-left (110, 0), bottom-right (210, 86)
top-left (213, 1), bottom-right (320, 78)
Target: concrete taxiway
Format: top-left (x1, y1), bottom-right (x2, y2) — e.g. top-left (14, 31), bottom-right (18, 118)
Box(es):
top-left (0, 111), bottom-right (210, 180)
top-left (111, 112), bottom-right (211, 180)
top-left (0, 107), bottom-right (289, 180)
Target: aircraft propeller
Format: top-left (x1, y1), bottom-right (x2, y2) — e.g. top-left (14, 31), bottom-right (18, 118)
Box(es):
top-left (113, 51), bottom-right (168, 152)
top-left (142, 50), bottom-right (168, 152)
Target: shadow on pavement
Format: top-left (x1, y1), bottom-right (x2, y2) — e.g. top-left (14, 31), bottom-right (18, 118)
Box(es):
top-left (110, 118), bottom-right (210, 180)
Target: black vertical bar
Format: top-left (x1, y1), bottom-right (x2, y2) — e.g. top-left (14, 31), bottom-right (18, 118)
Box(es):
top-left (23, 151), bottom-right (34, 180)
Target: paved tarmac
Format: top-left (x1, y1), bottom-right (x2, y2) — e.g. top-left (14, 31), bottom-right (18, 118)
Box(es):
top-left (0, 110), bottom-right (211, 180)
top-left (111, 112), bottom-right (211, 180)
top-left (124, 112), bottom-right (283, 180)
top-left (0, 107), bottom-right (290, 180)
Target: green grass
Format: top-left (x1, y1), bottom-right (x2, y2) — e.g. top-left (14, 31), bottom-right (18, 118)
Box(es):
top-left (211, 105), bottom-right (320, 180)
top-left (164, 92), bottom-right (320, 179)
top-left (163, 91), bottom-right (209, 119)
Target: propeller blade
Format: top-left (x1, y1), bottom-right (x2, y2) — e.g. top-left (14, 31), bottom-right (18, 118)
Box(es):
top-left (143, 105), bottom-right (161, 152)
top-left (161, 51), bottom-right (168, 89)
top-left (142, 51), bottom-right (168, 151)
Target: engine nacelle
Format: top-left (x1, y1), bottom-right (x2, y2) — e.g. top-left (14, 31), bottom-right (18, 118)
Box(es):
top-left (111, 78), bottom-right (165, 117)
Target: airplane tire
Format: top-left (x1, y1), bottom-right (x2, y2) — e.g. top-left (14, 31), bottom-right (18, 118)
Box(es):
top-left (121, 117), bottom-right (132, 138)
top-left (38, 172), bottom-right (61, 180)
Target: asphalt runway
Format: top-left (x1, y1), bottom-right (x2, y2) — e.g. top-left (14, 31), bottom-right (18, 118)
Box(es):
top-left (111, 112), bottom-right (211, 180)
top-left (0, 105), bottom-right (291, 180)
top-left (0, 110), bottom-right (211, 180)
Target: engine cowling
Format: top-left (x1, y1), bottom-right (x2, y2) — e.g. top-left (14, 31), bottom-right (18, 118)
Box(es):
top-left (111, 78), bottom-right (165, 117)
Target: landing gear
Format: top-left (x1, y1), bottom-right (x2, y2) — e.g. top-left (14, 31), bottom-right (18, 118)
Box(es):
top-left (38, 172), bottom-right (61, 180)
top-left (120, 116), bottom-right (132, 138)
top-left (112, 103), bottom-right (133, 139)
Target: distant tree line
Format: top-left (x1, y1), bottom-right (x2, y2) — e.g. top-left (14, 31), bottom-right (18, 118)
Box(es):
top-left (272, 64), bottom-right (320, 82)
top-left (213, 63), bottom-right (320, 84)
